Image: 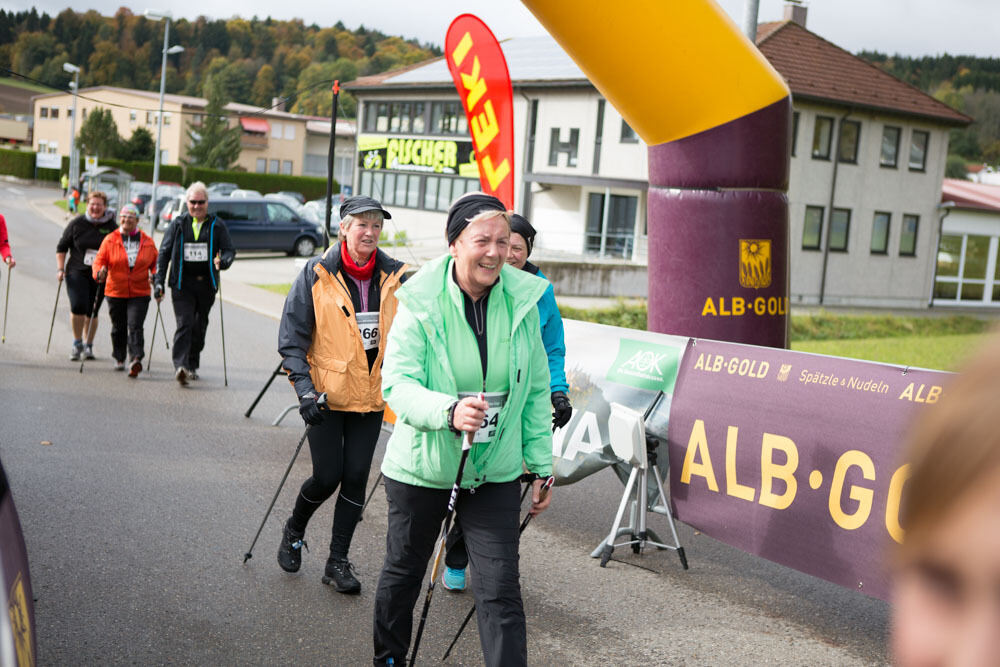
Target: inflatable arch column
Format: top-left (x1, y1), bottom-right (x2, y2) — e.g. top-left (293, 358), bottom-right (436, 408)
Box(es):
top-left (523, 0), bottom-right (791, 347)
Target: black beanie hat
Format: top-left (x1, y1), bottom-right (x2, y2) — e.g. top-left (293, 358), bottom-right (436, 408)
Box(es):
top-left (509, 214), bottom-right (536, 257)
top-left (446, 193), bottom-right (506, 245)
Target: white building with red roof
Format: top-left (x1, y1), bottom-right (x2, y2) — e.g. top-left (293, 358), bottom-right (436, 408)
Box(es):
top-left (934, 178), bottom-right (1000, 306)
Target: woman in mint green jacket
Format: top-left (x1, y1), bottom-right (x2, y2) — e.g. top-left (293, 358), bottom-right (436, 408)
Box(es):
top-left (373, 193), bottom-right (553, 667)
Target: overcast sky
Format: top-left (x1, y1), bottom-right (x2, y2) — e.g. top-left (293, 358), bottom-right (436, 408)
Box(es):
top-left (8, 0), bottom-right (1000, 59)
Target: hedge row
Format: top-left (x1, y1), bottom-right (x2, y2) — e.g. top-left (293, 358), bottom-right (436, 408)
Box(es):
top-left (0, 149), bottom-right (44, 179)
top-left (185, 167), bottom-right (335, 199)
top-left (0, 149), bottom-right (335, 199)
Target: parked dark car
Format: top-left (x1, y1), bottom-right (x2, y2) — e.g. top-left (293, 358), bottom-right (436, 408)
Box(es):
top-left (1, 455), bottom-right (36, 666)
top-left (208, 197), bottom-right (323, 256)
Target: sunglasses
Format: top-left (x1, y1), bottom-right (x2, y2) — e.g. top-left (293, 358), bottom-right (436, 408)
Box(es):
top-left (188, 199), bottom-right (207, 205)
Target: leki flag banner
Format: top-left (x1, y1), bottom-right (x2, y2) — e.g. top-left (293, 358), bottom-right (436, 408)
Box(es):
top-left (445, 14), bottom-right (515, 209)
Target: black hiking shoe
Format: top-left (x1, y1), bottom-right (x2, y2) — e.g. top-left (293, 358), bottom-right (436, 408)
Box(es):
top-left (322, 557), bottom-right (361, 594)
top-left (277, 520), bottom-right (307, 573)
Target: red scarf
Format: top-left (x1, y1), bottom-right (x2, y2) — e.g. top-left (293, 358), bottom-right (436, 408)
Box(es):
top-left (340, 242), bottom-right (376, 281)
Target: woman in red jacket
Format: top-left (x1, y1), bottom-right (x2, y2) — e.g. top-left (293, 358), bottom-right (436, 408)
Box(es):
top-left (92, 204), bottom-right (158, 377)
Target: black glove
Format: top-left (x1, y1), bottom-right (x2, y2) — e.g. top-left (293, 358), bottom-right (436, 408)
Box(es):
top-left (153, 284), bottom-right (164, 300)
top-left (299, 393), bottom-right (324, 426)
top-left (551, 391), bottom-right (572, 431)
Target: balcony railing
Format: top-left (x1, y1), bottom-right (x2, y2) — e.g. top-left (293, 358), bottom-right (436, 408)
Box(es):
top-left (241, 133), bottom-right (268, 149)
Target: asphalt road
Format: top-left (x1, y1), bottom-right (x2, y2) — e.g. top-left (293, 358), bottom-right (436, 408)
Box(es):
top-left (0, 181), bottom-right (890, 665)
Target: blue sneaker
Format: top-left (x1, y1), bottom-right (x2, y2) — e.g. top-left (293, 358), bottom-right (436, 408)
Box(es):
top-left (442, 566), bottom-right (466, 591)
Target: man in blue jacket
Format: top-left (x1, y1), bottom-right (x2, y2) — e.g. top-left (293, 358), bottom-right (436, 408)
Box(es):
top-left (442, 212), bottom-right (572, 591)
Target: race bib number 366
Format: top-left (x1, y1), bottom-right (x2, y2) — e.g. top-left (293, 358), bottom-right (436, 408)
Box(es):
top-left (356, 312), bottom-right (380, 351)
top-left (457, 391), bottom-right (507, 443)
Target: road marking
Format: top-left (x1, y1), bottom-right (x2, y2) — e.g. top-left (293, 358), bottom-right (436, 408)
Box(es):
top-left (7, 187), bottom-right (24, 196)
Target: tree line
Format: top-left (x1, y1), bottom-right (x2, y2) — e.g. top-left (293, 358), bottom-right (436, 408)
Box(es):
top-left (0, 7), bottom-right (441, 119)
top-left (860, 51), bottom-right (1000, 170)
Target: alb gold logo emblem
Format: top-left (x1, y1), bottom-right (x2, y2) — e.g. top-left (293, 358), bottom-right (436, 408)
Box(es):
top-left (739, 239), bottom-right (772, 289)
top-left (777, 364), bottom-right (792, 382)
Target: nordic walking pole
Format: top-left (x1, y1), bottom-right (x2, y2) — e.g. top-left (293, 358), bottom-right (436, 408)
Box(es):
top-left (243, 393), bottom-right (327, 563)
top-left (441, 475), bottom-right (555, 661)
top-left (46, 280), bottom-right (63, 354)
top-left (158, 301), bottom-right (169, 349)
top-left (79, 280), bottom-right (104, 373)
top-left (357, 471), bottom-right (384, 523)
top-left (1, 264), bottom-right (10, 343)
top-left (410, 403), bottom-right (478, 666)
top-left (148, 301), bottom-right (161, 374)
top-left (245, 360), bottom-right (286, 418)
top-left (217, 253), bottom-right (228, 386)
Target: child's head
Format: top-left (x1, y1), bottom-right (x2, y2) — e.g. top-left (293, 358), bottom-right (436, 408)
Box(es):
top-left (892, 333), bottom-right (1000, 665)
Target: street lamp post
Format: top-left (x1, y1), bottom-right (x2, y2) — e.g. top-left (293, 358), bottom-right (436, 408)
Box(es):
top-left (62, 62), bottom-right (80, 191)
top-left (145, 10), bottom-right (183, 233)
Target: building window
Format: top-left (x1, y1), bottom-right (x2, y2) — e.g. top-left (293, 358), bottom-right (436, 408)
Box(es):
top-left (934, 234), bottom-right (1000, 303)
top-left (802, 206), bottom-right (824, 250)
top-left (269, 159), bottom-right (280, 173)
top-left (620, 119), bottom-right (638, 143)
top-left (829, 208), bottom-right (851, 252)
top-left (256, 158), bottom-right (266, 173)
top-left (50, 107), bottom-right (59, 119)
top-left (357, 169), bottom-right (477, 212)
top-left (163, 112), bottom-right (171, 126)
top-left (412, 102), bottom-right (426, 133)
top-left (909, 130), bottom-right (929, 171)
top-left (146, 111), bottom-right (154, 125)
top-left (49, 142), bottom-right (58, 153)
top-left (548, 128), bottom-right (580, 167)
top-left (129, 110), bottom-right (137, 123)
top-left (880, 126), bottom-right (900, 168)
top-left (375, 103), bottom-right (389, 132)
top-left (812, 116), bottom-right (833, 160)
top-left (585, 192), bottom-right (637, 258)
top-left (282, 160), bottom-right (292, 174)
top-left (870, 212), bottom-right (891, 254)
top-left (791, 112), bottom-right (799, 157)
top-left (67, 108), bottom-right (73, 118)
top-left (900, 214), bottom-right (919, 256)
top-left (283, 124), bottom-right (295, 140)
top-left (838, 120), bottom-right (860, 163)
top-left (430, 101), bottom-right (467, 135)
top-left (38, 140), bottom-right (48, 152)
top-left (390, 103), bottom-right (405, 132)
top-left (271, 122), bottom-right (282, 139)
top-left (39, 107), bottom-right (48, 118)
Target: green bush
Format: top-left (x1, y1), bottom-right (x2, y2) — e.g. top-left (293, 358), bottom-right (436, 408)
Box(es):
top-left (185, 166), bottom-right (334, 199)
top-left (0, 148), bottom-right (40, 179)
top-left (100, 158), bottom-right (183, 184)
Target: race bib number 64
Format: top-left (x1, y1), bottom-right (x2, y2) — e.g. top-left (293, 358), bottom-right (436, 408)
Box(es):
top-left (457, 391), bottom-right (507, 443)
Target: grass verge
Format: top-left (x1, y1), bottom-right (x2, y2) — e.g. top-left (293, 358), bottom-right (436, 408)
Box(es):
top-left (253, 283), bottom-right (292, 295)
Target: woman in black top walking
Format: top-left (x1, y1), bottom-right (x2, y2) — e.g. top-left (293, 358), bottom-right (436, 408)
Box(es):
top-left (55, 190), bottom-right (116, 361)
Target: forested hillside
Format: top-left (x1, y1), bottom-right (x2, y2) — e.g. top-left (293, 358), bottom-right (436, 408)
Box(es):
top-left (0, 7), bottom-right (441, 118)
top-left (860, 51), bottom-right (1000, 169)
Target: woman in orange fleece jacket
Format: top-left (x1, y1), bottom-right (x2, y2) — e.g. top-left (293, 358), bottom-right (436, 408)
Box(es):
top-left (93, 204), bottom-right (158, 376)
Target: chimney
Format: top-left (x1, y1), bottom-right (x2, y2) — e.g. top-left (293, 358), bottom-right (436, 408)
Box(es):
top-left (784, 1), bottom-right (807, 28)
top-left (271, 96), bottom-right (285, 112)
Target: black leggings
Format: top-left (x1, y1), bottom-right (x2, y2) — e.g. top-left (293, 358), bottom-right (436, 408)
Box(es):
top-left (289, 409), bottom-right (383, 558)
top-left (65, 270), bottom-right (104, 316)
top-left (105, 296), bottom-right (150, 363)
